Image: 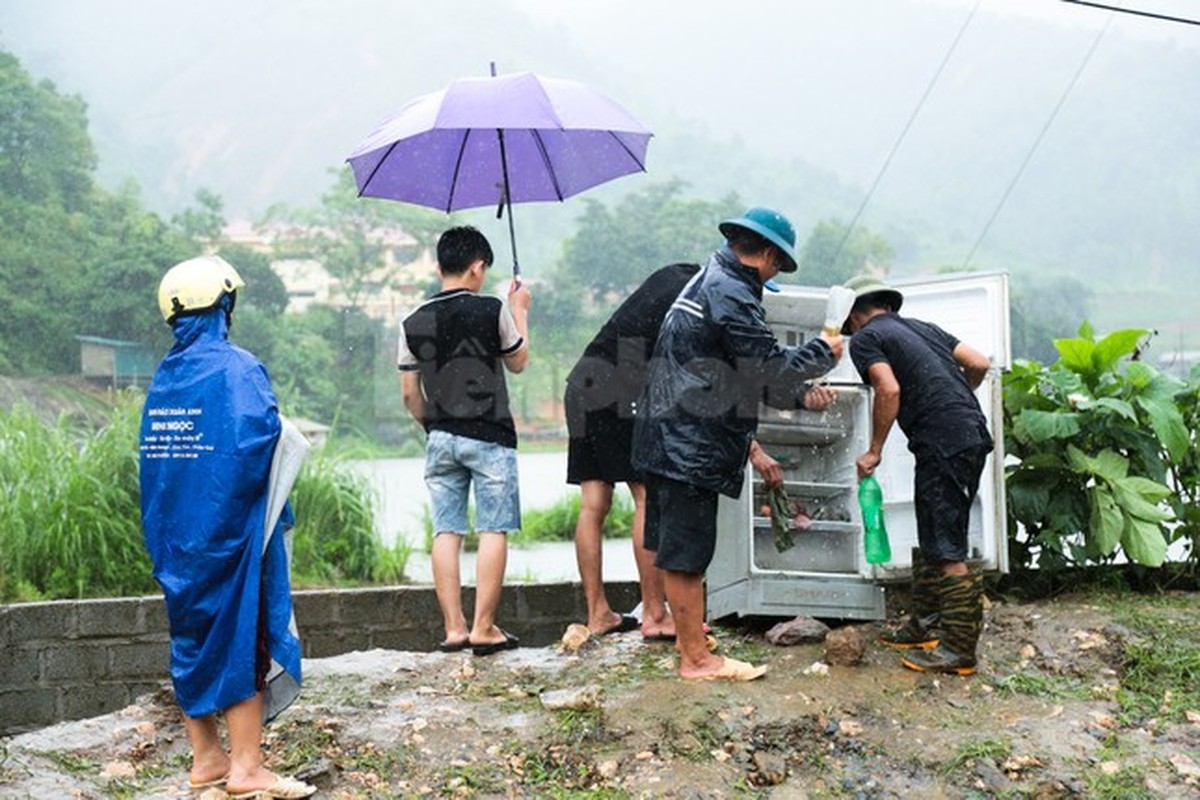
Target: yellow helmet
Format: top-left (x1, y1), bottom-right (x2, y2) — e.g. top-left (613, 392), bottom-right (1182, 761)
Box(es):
top-left (157, 255), bottom-right (245, 323)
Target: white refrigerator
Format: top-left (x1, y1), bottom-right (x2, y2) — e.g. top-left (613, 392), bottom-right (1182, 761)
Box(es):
top-left (707, 271), bottom-right (1012, 621)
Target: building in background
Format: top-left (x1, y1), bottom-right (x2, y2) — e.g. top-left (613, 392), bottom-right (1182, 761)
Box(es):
top-left (222, 221), bottom-right (437, 320)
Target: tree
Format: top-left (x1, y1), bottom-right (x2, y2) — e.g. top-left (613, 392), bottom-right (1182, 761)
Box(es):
top-left (797, 220), bottom-right (894, 287)
top-left (263, 169), bottom-right (448, 312)
top-left (0, 51), bottom-right (95, 211)
top-left (217, 243), bottom-right (289, 318)
top-left (170, 187), bottom-right (226, 247)
top-left (1009, 272), bottom-right (1092, 363)
top-left (559, 180), bottom-right (742, 299)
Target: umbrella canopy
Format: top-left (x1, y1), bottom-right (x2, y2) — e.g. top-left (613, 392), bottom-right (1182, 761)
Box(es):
top-left (346, 69), bottom-right (652, 274)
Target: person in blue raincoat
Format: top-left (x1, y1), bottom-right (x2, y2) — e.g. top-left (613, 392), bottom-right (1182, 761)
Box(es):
top-left (139, 255), bottom-right (316, 799)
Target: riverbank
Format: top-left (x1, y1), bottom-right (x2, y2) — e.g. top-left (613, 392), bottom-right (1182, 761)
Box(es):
top-left (4, 584), bottom-right (1197, 798)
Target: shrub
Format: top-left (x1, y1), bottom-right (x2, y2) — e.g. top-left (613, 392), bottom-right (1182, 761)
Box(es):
top-left (1003, 323), bottom-right (1192, 571)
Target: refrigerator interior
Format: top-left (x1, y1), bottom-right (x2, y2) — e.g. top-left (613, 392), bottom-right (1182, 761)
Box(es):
top-left (707, 272), bottom-right (1009, 622)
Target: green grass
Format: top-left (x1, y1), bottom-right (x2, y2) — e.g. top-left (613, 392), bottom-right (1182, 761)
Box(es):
top-left (1094, 591), bottom-right (1200, 725)
top-left (0, 396), bottom-right (401, 601)
top-left (941, 737), bottom-right (1012, 775)
top-left (989, 670), bottom-right (1089, 700)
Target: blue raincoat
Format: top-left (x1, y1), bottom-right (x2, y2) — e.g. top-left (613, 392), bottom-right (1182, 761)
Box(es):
top-left (139, 302), bottom-right (302, 721)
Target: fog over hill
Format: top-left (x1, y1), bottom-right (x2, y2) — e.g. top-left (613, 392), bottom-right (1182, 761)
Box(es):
top-left (3, 0), bottom-right (1199, 344)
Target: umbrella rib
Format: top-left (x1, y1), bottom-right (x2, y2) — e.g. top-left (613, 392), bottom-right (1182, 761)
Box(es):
top-left (445, 129), bottom-right (472, 212)
top-left (357, 142), bottom-right (401, 197)
top-left (606, 130), bottom-right (648, 172)
top-left (530, 129), bottom-right (565, 201)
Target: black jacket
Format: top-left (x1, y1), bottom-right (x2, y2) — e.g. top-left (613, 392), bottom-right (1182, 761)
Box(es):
top-left (632, 248), bottom-right (837, 497)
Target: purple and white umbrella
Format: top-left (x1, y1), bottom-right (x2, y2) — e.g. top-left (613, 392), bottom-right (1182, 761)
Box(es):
top-left (347, 67), bottom-right (652, 276)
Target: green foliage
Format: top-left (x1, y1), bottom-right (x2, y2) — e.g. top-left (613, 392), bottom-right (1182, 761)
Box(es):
top-left (511, 493), bottom-right (634, 547)
top-left (218, 243), bottom-right (290, 317)
top-left (796, 219), bottom-right (894, 287)
top-left (0, 51), bottom-right (95, 210)
top-left (559, 179), bottom-right (741, 298)
top-left (262, 168), bottom-right (448, 312)
top-left (1003, 323), bottom-right (1192, 570)
top-left (0, 50), bottom-right (194, 373)
top-left (0, 397), bottom-right (397, 601)
top-left (0, 397), bottom-right (152, 600)
top-left (1095, 591), bottom-right (1200, 726)
top-left (1009, 272), bottom-right (1093, 363)
top-left (290, 450), bottom-right (408, 585)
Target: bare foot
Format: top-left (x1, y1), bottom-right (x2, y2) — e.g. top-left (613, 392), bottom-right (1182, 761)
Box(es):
top-left (587, 610), bottom-right (622, 635)
top-left (680, 655), bottom-right (767, 682)
top-left (188, 754), bottom-right (230, 788)
top-left (224, 765), bottom-right (279, 795)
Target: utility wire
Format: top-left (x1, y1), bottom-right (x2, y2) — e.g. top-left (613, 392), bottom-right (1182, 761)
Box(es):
top-left (828, 0), bottom-right (983, 271)
top-left (961, 13), bottom-right (1112, 270)
top-left (1060, 0), bottom-right (1200, 27)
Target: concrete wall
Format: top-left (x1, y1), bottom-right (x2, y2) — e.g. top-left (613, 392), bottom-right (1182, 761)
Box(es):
top-left (0, 581), bottom-right (638, 736)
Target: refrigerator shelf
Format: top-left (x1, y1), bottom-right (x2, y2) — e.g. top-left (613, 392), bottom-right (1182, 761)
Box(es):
top-left (752, 480), bottom-right (848, 498)
top-left (751, 519), bottom-right (859, 536)
top-left (756, 422), bottom-right (847, 446)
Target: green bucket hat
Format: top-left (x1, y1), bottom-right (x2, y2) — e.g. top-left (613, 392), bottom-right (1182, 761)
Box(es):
top-left (718, 207), bottom-right (798, 272)
top-left (842, 275), bottom-right (903, 334)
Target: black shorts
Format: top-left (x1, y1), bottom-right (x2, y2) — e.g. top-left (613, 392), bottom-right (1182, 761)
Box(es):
top-left (643, 473), bottom-right (718, 575)
top-left (565, 384), bottom-right (638, 485)
top-left (913, 443), bottom-right (991, 564)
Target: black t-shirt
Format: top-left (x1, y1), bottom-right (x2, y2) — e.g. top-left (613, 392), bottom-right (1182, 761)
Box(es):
top-left (849, 312), bottom-right (992, 456)
top-left (566, 263), bottom-right (700, 414)
top-left (398, 288), bottom-right (524, 448)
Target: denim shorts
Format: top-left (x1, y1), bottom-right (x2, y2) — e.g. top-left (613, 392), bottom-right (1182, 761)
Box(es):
top-left (424, 429), bottom-right (521, 535)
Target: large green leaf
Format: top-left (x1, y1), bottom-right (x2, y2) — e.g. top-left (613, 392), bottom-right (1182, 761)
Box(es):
top-left (1115, 475), bottom-right (1174, 503)
top-left (1088, 486), bottom-right (1123, 556)
top-left (1016, 409), bottom-right (1082, 442)
top-left (1121, 516), bottom-right (1167, 567)
top-left (1136, 394), bottom-right (1190, 462)
top-left (1066, 445), bottom-right (1128, 481)
top-left (1124, 361), bottom-right (1154, 389)
top-left (1054, 337), bottom-right (1094, 374)
top-left (1142, 370), bottom-right (1187, 403)
top-left (1008, 480), bottom-right (1050, 523)
top-left (1110, 479), bottom-right (1174, 523)
top-left (1018, 452), bottom-right (1066, 470)
top-left (1046, 367), bottom-right (1085, 396)
top-left (1091, 329), bottom-right (1147, 372)
top-left (1093, 397), bottom-right (1137, 421)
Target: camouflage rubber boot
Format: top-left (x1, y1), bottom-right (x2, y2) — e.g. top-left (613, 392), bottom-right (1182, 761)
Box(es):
top-left (880, 548), bottom-right (940, 650)
top-left (901, 571), bottom-right (982, 676)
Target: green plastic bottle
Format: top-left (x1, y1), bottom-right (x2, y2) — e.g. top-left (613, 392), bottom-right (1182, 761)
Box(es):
top-left (858, 474), bottom-right (892, 565)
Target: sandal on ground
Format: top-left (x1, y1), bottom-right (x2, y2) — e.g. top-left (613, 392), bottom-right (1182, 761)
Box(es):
top-left (682, 657), bottom-right (767, 682)
top-left (471, 630), bottom-right (520, 657)
top-left (436, 638), bottom-right (470, 652)
top-left (189, 774), bottom-right (228, 792)
top-left (227, 775), bottom-right (317, 799)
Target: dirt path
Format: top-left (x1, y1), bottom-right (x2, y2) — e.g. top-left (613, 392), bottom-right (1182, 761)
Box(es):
top-left (3, 588), bottom-right (1198, 798)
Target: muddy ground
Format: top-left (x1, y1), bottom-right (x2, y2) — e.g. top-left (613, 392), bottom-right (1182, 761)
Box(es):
top-left (3, 584), bottom-right (1199, 799)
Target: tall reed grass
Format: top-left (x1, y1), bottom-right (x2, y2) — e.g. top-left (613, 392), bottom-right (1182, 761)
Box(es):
top-left (0, 396), bottom-right (401, 602)
top-left (0, 398), bottom-right (151, 601)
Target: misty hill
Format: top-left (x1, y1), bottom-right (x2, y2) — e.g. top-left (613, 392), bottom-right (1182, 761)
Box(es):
top-left (3, 0), bottom-right (1198, 346)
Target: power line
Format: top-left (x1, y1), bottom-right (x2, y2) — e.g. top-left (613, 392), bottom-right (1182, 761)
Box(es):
top-left (828, 0), bottom-right (983, 272)
top-left (961, 14), bottom-right (1113, 270)
top-left (1060, 0), bottom-right (1200, 27)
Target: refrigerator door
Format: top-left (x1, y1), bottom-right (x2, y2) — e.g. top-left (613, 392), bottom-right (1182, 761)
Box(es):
top-left (863, 270), bottom-right (1011, 577)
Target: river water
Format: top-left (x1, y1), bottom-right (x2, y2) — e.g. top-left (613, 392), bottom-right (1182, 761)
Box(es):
top-left (350, 451), bottom-right (640, 585)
